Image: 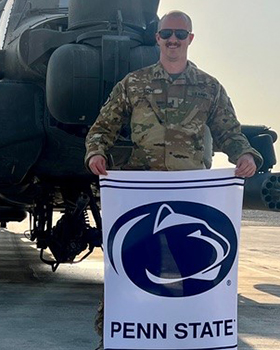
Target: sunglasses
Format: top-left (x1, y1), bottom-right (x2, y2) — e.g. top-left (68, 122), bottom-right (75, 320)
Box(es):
top-left (158, 29), bottom-right (191, 40)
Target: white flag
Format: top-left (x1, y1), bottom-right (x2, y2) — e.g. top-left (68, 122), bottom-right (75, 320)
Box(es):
top-left (100, 168), bottom-right (244, 350)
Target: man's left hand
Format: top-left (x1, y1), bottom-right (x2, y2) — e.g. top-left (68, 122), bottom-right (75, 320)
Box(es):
top-left (235, 153), bottom-right (257, 178)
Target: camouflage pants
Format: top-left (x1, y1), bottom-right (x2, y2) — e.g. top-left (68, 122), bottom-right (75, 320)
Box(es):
top-left (95, 298), bottom-right (104, 349)
top-left (95, 297), bottom-right (104, 337)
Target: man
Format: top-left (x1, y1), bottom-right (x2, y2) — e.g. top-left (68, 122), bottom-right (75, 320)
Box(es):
top-left (85, 10), bottom-right (262, 176)
top-left (85, 11), bottom-right (263, 349)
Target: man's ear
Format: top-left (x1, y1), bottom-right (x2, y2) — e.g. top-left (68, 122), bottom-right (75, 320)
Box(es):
top-left (189, 33), bottom-right (195, 45)
top-left (155, 32), bottom-right (160, 45)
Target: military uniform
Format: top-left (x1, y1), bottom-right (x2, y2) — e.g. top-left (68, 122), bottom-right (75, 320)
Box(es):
top-left (85, 61), bottom-right (263, 170)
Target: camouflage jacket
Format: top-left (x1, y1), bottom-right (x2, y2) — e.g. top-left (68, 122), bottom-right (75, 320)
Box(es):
top-left (85, 61), bottom-right (263, 170)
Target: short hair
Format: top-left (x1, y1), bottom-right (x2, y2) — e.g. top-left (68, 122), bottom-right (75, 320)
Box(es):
top-left (158, 11), bottom-right (193, 32)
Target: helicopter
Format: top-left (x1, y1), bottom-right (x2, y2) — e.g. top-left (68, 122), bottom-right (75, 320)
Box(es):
top-left (0, 0), bottom-right (279, 271)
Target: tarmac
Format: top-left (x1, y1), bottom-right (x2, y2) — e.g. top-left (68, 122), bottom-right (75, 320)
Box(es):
top-left (0, 211), bottom-right (279, 350)
top-left (238, 218), bottom-right (280, 350)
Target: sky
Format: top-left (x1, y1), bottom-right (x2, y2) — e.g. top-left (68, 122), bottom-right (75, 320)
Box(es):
top-left (158, 0), bottom-right (280, 170)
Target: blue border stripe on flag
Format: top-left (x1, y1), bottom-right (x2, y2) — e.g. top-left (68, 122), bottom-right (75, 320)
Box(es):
top-left (100, 176), bottom-right (244, 184)
top-left (100, 183), bottom-right (244, 190)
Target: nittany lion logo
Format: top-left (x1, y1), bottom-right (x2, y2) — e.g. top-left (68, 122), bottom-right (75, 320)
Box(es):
top-left (107, 201), bottom-right (237, 297)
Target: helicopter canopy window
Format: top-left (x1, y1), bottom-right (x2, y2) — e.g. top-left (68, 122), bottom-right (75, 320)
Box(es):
top-left (10, 0), bottom-right (70, 14)
top-left (0, 0), bottom-right (14, 49)
top-left (59, 0), bottom-right (69, 8)
top-left (28, 0), bottom-right (69, 12)
top-left (0, 0), bottom-right (8, 12)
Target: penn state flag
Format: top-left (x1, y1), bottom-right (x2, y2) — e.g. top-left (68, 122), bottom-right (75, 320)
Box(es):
top-left (100, 168), bottom-right (244, 350)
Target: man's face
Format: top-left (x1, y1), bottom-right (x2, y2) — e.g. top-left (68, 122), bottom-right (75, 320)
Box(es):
top-left (156, 16), bottom-right (194, 63)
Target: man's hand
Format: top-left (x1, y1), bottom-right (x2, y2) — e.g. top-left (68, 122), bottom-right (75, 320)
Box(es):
top-left (88, 155), bottom-right (108, 176)
top-left (235, 153), bottom-right (257, 178)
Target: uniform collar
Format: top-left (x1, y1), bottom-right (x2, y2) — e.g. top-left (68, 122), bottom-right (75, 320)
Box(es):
top-left (151, 61), bottom-right (198, 85)
top-left (152, 62), bottom-right (171, 81)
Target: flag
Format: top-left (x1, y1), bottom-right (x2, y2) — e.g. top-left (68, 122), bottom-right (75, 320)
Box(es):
top-left (100, 168), bottom-right (244, 350)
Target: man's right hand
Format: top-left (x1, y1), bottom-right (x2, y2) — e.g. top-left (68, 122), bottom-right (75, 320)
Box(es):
top-left (88, 155), bottom-right (108, 176)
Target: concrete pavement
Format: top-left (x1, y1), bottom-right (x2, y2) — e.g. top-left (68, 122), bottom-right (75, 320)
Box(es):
top-left (238, 224), bottom-right (280, 350)
top-left (0, 221), bottom-right (104, 350)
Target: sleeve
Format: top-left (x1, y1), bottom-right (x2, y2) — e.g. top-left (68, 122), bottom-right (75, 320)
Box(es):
top-left (207, 84), bottom-right (263, 169)
top-left (84, 79), bottom-right (131, 169)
